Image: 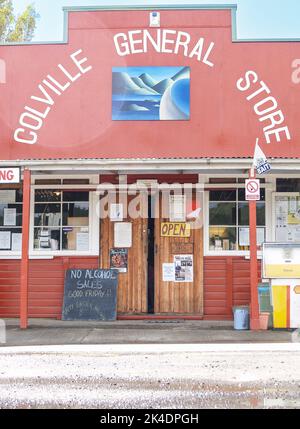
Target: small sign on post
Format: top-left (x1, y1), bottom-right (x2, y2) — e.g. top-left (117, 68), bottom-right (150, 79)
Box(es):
top-left (245, 179), bottom-right (260, 201)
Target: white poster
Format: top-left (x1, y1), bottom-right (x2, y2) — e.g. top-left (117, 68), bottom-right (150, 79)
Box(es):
top-left (3, 208), bottom-right (16, 226)
top-left (169, 195), bottom-right (186, 221)
top-left (289, 197), bottom-right (297, 214)
top-left (162, 263), bottom-right (175, 282)
top-left (174, 255), bottom-right (193, 282)
top-left (114, 222), bottom-right (132, 248)
top-left (0, 190), bottom-right (16, 203)
top-left (76, 232), bottom-right (89, 251)
top-left (0, 231), bottom-right (11, 249)
top-left (12, 233), bottom-right (22, 251)
top-left (239, 227), bottom-right (265, 246)
top-left (110, 203), bottom-right (123, 221)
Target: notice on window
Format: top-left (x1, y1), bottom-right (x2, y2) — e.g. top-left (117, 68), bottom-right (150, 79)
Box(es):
top-left (239, 227), bottom-right (265, 246)
top-left (12, 233), bottom-right (22, 251)
top-left (174, 255), bottom-right (193, 282)
top-left (114, 222), bottom-right (132, 248)
top-left (162, 263), bottom-right (175, 282)
top-left (0, 190), bottom-right (16, 204)
top-left (76, 232), bottom-right (89, 251)
top-left (0, 231), bottom-right (11, 249)
top-left (3, 208), bottom-right (16, 226)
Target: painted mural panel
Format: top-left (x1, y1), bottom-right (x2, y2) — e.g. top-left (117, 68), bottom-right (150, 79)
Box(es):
top-left (112, 66), bottom-right (190, 120)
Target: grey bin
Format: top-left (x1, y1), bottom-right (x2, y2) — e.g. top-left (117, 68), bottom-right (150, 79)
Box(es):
top-left (233, 306), bottom-right (250, 330)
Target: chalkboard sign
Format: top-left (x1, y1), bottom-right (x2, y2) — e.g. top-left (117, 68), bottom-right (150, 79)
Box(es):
top-left (62, 269), bottom-right (118, 321)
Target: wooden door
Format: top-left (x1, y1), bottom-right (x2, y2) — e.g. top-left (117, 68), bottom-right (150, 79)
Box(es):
top-left (99, 193), bottom-right (148, 314)
top-left (154, 194), bottom-right (203, 315)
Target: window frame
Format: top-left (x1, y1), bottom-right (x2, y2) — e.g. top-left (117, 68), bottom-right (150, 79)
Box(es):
top-left (0, 187), bottom-right (23, 258)
top-left (29, 175), bottom-right (99, 257)
top-left (204, 176), bottom-right (270, 256)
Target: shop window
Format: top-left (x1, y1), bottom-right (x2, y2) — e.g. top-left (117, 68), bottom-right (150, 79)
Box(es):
top-left (276, 179), bottom-right (300, 192)
top-left (0, 189), bottom-right (23, 252)
top-left (33, 190), bottom-right (90, 252)
top-left (34, 178), bottom-right (90, 185)
top-left (209, 189), bottom-right (266, 252)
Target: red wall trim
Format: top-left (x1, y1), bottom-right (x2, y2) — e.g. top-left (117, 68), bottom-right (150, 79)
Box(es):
top-left (0, 256), bottom-right (260, 320)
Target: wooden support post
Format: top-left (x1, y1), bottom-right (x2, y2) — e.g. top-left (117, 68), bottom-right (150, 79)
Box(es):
top-left (20, 169), bottom-right (31, 329)
top-left (249, 168), bottom-right (260, 330)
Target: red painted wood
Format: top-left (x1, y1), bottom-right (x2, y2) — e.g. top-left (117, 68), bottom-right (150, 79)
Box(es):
top-left (0, 9), bottom-right (297, 160)
top-left (0, 255), bottom-right (262, 321)
top-left (20, 169), bottom-right (31, 329)
top-left (226, 257), bottom-right (233, 316)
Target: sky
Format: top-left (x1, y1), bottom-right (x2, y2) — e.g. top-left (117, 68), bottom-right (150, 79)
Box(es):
top-left (11, 0), bottom-right (300, 42)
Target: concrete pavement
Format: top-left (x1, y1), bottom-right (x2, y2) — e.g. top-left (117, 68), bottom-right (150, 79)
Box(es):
top-left (0, 343), bottom-right (300, 408)
top-left (1, 318), bottom-right (298, 347)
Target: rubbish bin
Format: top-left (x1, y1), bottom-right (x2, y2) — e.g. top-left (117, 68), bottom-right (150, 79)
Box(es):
top-left (233, 306), bottom-right (249, 330)
top-left (258, 283), bottom-right (273, 327)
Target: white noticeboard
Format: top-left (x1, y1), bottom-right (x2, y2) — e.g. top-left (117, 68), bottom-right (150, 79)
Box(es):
top-left (174, 255), bottom-right (193, 282)
top-left (114, 222), bottom-right (132, 248)
top-left (274, 194), bottom-right (300, 242)
top-left (0, 231), bottom-right (11, 250)
top-left (162, 263), bottom-right (175, 282)
top-left (245, 179), bottom-right (260, 201)
top-left (3, 208), bottom-right (16, 226)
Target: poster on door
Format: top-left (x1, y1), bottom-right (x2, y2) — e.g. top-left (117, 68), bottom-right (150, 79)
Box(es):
top-left (110, 248), bottom-right (128, 273)
top-left (174, 255), bottom-right (193, 282)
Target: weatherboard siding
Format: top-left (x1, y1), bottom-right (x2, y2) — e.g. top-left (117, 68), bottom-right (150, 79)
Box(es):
top-left (0, 256), bottom-right (258, 319)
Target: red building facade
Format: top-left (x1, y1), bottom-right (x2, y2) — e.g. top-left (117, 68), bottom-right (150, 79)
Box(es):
top-left (0, 5), bottom-right (300, 324)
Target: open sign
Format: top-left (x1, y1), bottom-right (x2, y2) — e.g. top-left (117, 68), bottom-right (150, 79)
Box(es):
top-left (0, 168), bottom-right (20, 184)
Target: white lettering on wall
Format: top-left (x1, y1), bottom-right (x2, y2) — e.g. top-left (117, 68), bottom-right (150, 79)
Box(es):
top-left (292, 59), bottom-right (300, 84)
top-left (14, 49), bottom-right (92, 145)
top-left (0, 59), bottom-right (6, 84)
top-left (237, 70), bottom-right (291, 144)
top-left (113, 29), bottom-right (215, 67)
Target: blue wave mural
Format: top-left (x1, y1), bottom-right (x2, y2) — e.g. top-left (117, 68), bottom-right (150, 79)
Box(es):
top-left (112, 66), bottom-right (190, 121)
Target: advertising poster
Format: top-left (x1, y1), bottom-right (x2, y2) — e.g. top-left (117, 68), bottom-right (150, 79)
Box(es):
top-left (174, 255), bottom-right (193, 282)
top-left (110, 248), bottom-right (128, 273)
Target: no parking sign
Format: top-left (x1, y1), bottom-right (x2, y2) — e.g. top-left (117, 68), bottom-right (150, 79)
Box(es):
top-left (245, 179), bottom-right (260, 201)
